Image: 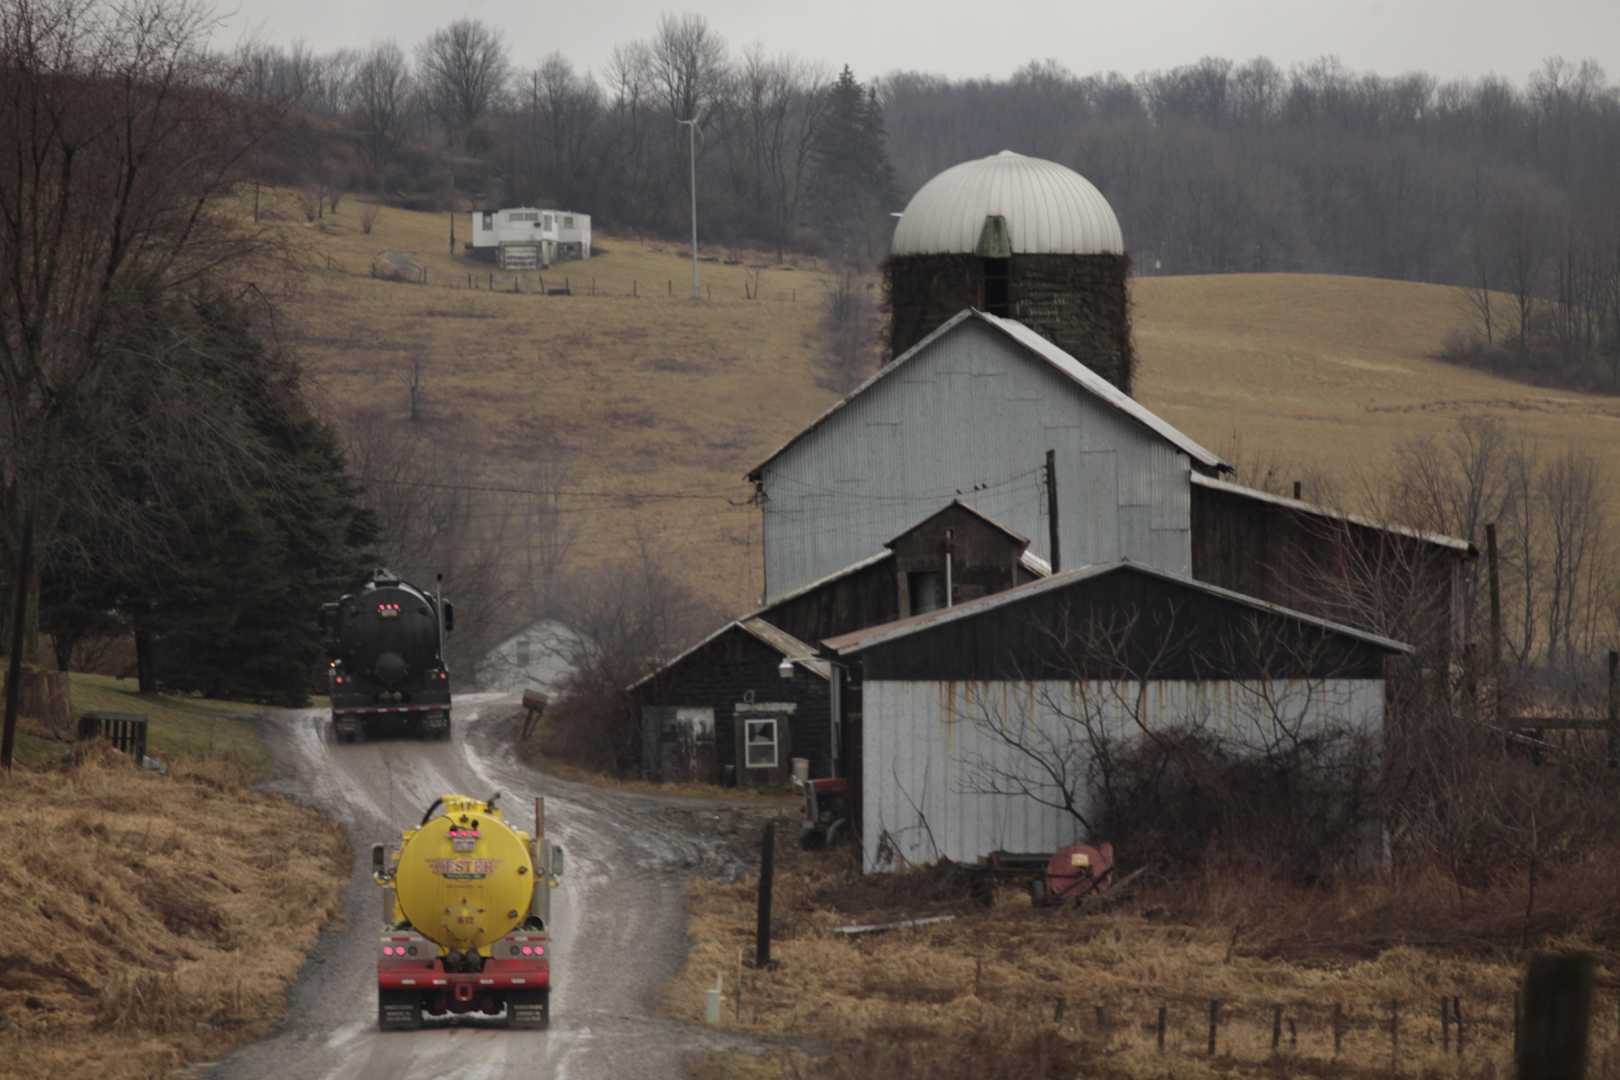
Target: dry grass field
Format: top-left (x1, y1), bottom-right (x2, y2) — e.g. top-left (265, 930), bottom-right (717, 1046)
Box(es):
top-left (0, 750), bottom-right (348, 1080)
top-left (273, 195), bottom-right (1620, 616)
top-left (671, 844), bottom-right (1620, 1080)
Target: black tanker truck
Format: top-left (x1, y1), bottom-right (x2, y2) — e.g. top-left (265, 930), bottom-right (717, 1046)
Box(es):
top-left (320, 570), bottom-right (455, 741)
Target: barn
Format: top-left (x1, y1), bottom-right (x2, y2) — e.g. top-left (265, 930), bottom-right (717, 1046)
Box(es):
top-left (633, 501), bottom-right (1050, 785)
top-left (747, 307), bottom-right (1229, 603)
top-left (819, 562), bottom-right (1410, 872)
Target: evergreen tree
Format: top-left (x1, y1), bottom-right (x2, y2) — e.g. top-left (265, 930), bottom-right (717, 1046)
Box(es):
top-left (806, 65), bottom-right (897, 262)
top-left (42, 289), bottom-right (376, 705)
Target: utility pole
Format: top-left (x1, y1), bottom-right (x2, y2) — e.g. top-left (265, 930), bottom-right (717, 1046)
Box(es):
top-left (678, 115), bottom-right (701, 300)
top-left (1045, 449), bottom-right (1060, 573)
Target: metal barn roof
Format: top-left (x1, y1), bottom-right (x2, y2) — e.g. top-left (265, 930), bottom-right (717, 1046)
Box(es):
top-left (821, 560), bottom-right (1412, 657)
top-left (890, 151), bottom-right (1124, 257)
top-left (747, 309), bottom-right (1228, 479)
top-left (883, 499), bottom-right (1031, 549)
top-left (1191, 473), bottom-right (1477, 555)
top-left (628, 617), bottom-right (829, 691)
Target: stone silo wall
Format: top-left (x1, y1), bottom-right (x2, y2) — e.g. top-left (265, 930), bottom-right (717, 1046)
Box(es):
top-left (883, 252), bottom-right (1135, 395)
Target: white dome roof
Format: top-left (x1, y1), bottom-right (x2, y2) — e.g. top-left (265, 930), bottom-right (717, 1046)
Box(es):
top-left (891, 150), bottom-right (1123, 257)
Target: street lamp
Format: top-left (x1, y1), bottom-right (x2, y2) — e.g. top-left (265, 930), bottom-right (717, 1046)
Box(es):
top-left (677, 114), bottom-right (702, 300)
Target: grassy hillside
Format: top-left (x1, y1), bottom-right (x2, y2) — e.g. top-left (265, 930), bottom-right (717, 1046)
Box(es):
top-left (275, 195), bottom-right (1618, 614)
top-left (1132, 273), bottom-right (1620, 485)
top-left (270, 192), bottom-right (839, 609)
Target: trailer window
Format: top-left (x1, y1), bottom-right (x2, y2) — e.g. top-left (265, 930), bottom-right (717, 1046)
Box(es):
top-left (744, 719), bottom-right (778, 769)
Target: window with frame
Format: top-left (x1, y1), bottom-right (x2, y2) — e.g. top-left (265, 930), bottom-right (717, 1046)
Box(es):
top-left (482, 212), bottom-right (494, 229)
top-left (743, 718), bottom-right (778, 769)
top-left (563, 215), bottom-right (575, 227)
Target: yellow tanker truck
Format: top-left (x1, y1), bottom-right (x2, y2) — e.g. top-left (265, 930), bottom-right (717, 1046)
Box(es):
top-left (370, 792), bottom-right (563, 1030)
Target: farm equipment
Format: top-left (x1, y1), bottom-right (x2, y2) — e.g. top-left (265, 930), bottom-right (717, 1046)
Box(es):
top-left (798, 777), bottom-right (850, 849)
top-left (965, 843), bottom-right (1116, 906)
top-left (370, 792), bottom-right (563, 1030)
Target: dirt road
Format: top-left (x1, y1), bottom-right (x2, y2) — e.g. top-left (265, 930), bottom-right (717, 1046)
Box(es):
top-left (202, 694), bottom-right (757, 1080)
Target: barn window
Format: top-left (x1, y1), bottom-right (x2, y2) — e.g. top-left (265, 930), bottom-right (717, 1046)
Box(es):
top-left (744, 719), bottom-right (778, 769)
top-left (482, 212), bottom-right (494, 229)
top-left (910, 571), bottom-right (946, 614)
top-left (982, 258), bottom-right (1010, 316)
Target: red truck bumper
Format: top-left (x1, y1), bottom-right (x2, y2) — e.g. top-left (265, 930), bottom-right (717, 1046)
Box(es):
top-left (378, 964), bottom-right (551, 994)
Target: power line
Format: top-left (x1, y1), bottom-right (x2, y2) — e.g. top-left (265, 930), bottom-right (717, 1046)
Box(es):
top-left (356, 475), bottom-right (750, 505)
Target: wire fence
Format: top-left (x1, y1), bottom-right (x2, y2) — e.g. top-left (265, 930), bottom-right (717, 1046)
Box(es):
top-left (360, 257), bottom-right (808, 304)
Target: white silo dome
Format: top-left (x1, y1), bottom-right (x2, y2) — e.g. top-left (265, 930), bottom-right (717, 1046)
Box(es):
top-left (890, 150), bottom-right (1124, 257)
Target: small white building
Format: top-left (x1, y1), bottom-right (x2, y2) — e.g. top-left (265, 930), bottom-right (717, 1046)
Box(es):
top-left (468, 207), bottom-right (592, 269)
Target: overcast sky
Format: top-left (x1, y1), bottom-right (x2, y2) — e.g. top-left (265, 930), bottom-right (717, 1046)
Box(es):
top-left (215, 0), bottom-right (1620, 85)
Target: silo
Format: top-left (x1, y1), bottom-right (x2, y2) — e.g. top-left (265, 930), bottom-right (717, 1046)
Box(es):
top-left (885, 150), bottom-right (1135, 394)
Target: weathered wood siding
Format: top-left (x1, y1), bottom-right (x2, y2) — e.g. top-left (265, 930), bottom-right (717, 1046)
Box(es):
top-left (633, 627), bottom-right (832, 783)
top-left (1190, 482), bottom-right (1463, 652)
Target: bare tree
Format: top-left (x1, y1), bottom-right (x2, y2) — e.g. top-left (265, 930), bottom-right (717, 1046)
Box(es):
top-left (948, 599), bottom-right (1381, 880)
top-left (544, 540), bottom-right (718, 774)
top-left (416, 18), bottom-right (508, 139)
top-left (0, 0), bottom-right (282, 764)
top-left (351, 41), bottom-right (412, 179)
top-left (816, 267), bottom-right (880, 392)
top-left (650, 12), bottom-right (728, 125)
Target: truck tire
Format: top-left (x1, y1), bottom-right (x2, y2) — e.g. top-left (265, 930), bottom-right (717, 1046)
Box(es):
top-left (378, 989), bottom-right (423, 1031)
top-left (507, 989), bottom-right (550, 1030)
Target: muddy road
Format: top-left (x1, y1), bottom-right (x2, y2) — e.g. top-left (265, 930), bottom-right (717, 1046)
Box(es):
top-left (202, 694), bottom-right (760, 1080)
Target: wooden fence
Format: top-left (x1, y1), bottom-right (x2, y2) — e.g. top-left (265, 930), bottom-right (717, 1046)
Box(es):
top-left (78, 710), bottom-right (148, 762)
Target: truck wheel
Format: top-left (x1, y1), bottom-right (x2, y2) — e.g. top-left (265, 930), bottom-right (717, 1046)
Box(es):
top-left (378, 989), bottom-right (422, 1031)
top-left (507, 989), bottom-right (550, 1030)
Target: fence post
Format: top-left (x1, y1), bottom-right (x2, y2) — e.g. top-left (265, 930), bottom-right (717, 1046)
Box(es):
top-left (1455, 994), bottom-right (1464, 1056)
top-left (1207, 999), bottom-right (1219, 1056)
top-left (1272, 1004), bottom-right (1282, 1052)
top-left (1607, 650), bottom-right (1617, 767)
top-left (1518, 953), bottom-right (1594, 1080)
top-left (754, 821), bottom-right (776, 968)
top-left (1442, 996), bottom-right (1451, 1053)
top-left (1156, 1005), bottom-right (1166, 1054)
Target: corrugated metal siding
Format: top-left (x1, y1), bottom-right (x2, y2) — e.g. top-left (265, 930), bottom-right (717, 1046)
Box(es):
top-left (861, 677), bottom-right (1385, 872)
top-left (762, 321), bottom-right (1189, 599)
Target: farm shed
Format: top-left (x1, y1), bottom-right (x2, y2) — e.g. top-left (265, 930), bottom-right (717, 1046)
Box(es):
top-left (631, 618), bottom-right (831, 787)
top-left (635, 502), bottom-right (1048, 785)
top-left (748, 307), bottom-right (1229, 603)
top-left (820, 562), bottom-right (1410, 873)
top-left (1190, 473), bottom-right (1475, 651)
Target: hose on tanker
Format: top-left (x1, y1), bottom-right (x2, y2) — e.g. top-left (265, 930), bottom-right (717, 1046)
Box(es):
top-left (418, 797), bottom-right (443, 827)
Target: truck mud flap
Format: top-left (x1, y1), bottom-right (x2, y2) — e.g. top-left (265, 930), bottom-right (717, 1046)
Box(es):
top-left (378, 989), bottom-right (423, 1031)
top-left (506, 989), bottom-right (550, 1030)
